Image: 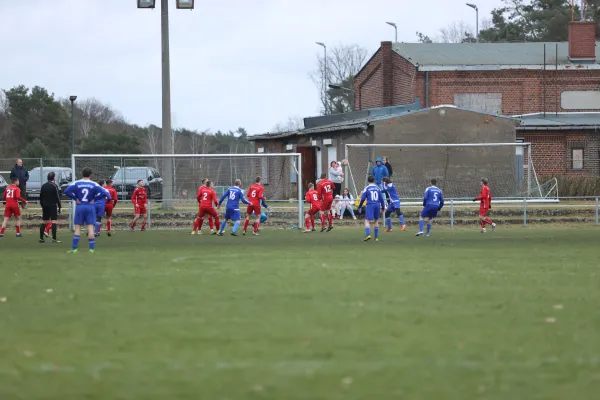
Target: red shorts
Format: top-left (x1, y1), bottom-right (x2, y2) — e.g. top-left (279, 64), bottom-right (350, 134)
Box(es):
top-left (246, 203), bottom-right (261, 216)
top-left (135, 205), bottom-right (147, 215)
top-left (320, 198), bottom-right (333, 212)
top-left (307, 206), bottom-right (320, 216)
top-left (199, 207), bottom-right (218, 219)
top-left (479, 206), bottom-right (489, 217)
top-left (105, 204), bottom-right (114, 217)
top-left (3, 205), bottom-right (20, 218)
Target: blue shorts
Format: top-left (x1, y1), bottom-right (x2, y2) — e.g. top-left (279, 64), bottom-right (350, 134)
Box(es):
top-left (225, 208), bottom-right (241, 221)
top-left (420, 205), bottom-right (439, 219)
top-left (94, 202), bottom-right (106, 219)
top-left (74, 205), bottom-right (96, 226)
top-left (386, 201), bottom-right (400, 213)
top-left (365, 204), bottom-right (381, 221)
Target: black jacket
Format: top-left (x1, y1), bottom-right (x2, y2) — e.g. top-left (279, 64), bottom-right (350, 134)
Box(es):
top-left (10, 165), bottom-right (29, 186)
top-left (40, 181), bottom-right (62, 208)
top-left (384, 162), bottom-right (393, 177)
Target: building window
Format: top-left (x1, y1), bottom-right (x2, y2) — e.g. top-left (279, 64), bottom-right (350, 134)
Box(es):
top-left (572, 148), bottom-right (584, 170)
top-left (290, 158), bottom-right (297, 184)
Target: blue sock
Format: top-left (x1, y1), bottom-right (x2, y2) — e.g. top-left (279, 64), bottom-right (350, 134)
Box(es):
top-left (426, 223), bottom-right (432, 235)
top-left (399, 215), bottom-right (405, 225)
top-left (419, 220), bottom-right (424, 232)
top-left (89, 238), bottom-right (96, 250)
top-left (386, 218), bottom-right (391, 230)
top-left (95, 222), bottom-right (101, 234)
top-left (374, 226), bottom-right (379, 238)
top-left (219, 221), bottom-right (227, 233)
top-left (233, 221), bottom-right (240, 233)
top-left (72, 235), bottom-right (80, 250)
top-left (365, 227), bottom-right (371, 236)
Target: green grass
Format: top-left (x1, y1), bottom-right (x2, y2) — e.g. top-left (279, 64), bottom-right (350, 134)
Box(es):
top-left (1, 225), bottom-right (599, 399)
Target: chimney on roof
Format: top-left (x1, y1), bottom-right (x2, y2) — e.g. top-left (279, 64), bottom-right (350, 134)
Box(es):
top-left (568, 21), bottom-right (596, 61)
top-left (381, 41), bottom-right (393, 107)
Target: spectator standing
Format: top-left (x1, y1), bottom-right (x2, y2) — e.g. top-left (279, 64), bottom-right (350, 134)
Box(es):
top-left (371, 157), bottom-right (389, 190)
top-left (10, 159), bottom-right (29, 207)
top-left (339, 188), bottom-right (357, 220)
top-left (328, 161), bottom-right (344, 196)
top-left (383, 157), bottom-right (393, 177)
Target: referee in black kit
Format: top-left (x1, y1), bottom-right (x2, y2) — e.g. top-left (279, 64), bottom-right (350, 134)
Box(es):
top-left (39, 172), bottom-right (62, 243)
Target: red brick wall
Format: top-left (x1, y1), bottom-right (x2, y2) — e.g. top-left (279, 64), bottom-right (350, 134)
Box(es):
top-left (569, 22), bottom-right (596, 59)
top-left (354, 49), bottom-right (383, 110)
top-left (392, 53), bottom-right (417, 105)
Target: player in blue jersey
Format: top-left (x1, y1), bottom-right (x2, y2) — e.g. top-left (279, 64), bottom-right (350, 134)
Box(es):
top-left (416, 179), bottom-right (444, 237)
top-left (359, 175), bottom-right (386, 242)
top-left (93, 180), bottom-right (112, 237)
top-left (64, 168), bottom-right (106, 253)
top-left (217, 179), bottom-right (251, 236)
top-left (382, 177), bottom-right (406, 232)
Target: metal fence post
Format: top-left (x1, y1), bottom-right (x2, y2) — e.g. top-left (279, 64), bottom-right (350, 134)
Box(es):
top-left (450, 199), bottom-right (454, 229)
top-left (596, 197), bottom-right (599, 225)
top-left (523, 198), bottom-right (527, 227)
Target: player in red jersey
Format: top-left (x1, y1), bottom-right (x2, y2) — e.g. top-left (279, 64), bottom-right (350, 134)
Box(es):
top-left (130, 180), bottom-right (148, 231)
top-left (0, 178), bottom-right (27, 238)
top-left (103, 179), bottom-right (118, 236)
top-left (304, 183), bottom-right (320, 233)
top-left (473, 177), bottom-right (496, 233)
top-left (243, 176), bottom-right (270, 236)
top-left (316, 173), bottom-right (335, 232)
top-left (194, 178), bottom-right (215, 233)
top-left (192, 180), bottom-right (220, 235)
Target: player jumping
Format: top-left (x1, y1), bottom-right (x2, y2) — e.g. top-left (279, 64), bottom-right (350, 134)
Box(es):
top-left (64, 168), bottom-right (106, 253)
top-left (473, 177), bottom-right (496, 233)
top-left (316, 173), bottom-right (335, 232)
top-left (130, 180), bottom-right (148, 232)
top-left (192, 180), bottom-right (220, 235)
top-left (217, 179), bottom-right (251, 236)
top-left (103, 179), bottom-right (118, 236)
top-left (243, 176), bottom-right (270, 236)
top-left (304, 183), bottom-right (320, 233)
top-left (382, 177), bottom-right (406, 232)
top-left (360, 175), bottom-right (385, 242)
top-left (0, 178), bottom-right (27, 238)
top-left (416, 179), bottom-right (444, 237)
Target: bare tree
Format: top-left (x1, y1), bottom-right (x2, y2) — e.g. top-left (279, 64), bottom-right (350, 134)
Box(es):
top-left (310, 44), bottom-right (368, 115)
top-left (438, 21), bottom-right (476, 43)
top-left (272, 116), bottom-right (304, 133)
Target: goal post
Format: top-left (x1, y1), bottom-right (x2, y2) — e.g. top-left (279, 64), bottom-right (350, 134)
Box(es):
top-left (70, 153), bottom-right (303, 229)
top-left (344, 143), bottom-right (545, 200)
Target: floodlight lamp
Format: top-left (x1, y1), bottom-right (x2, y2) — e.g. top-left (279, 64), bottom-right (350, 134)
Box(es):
top-left (176, 0), bottom-right (194, 9)
top-left (69, 95), bottom-right (77, 102)
top-left (137, 0), bottom-right (156, 9)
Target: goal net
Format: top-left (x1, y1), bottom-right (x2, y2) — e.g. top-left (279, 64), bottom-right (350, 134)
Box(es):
top-left (71, 153), bottom-right (303, 230)
top-left (345, 143), bottom-right (545, 200)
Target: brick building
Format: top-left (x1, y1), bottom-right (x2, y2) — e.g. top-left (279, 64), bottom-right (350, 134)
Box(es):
top-left (354, 21), bottom-right (600, 115)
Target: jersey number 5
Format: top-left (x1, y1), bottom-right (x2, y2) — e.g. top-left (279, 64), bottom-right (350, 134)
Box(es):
top-left (433, 193), bottom-right (438, 202)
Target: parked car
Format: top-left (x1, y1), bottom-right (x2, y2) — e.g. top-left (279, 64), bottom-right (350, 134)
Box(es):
top-left (0, 175), bottom-right (7, 199)
top-left (26, 167), bottom-right (73, 201)
top-left (111, 167), bottom-right (163, 200)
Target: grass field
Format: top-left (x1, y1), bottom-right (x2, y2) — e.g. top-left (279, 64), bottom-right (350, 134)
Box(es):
top-left (1, 225), bottom-right (599, 399)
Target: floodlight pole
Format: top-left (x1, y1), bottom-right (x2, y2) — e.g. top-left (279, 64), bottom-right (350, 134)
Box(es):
top-left (159, 0), bottom-right (174, 207)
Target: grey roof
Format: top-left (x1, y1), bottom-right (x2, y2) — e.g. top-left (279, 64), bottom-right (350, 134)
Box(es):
top-left (516, 112), bottom-right (600, 129)
top-left (393, 42), bottom-right (600, 69)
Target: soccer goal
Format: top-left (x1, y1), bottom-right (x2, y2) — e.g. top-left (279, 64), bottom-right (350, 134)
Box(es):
top-left (70, 153), bottom-right (303, 230)
top-left (344, 143), bottom-right (551, 200)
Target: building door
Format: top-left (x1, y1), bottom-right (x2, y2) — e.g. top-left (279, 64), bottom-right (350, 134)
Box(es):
top-left (297, 146), bottom-right (316, 193)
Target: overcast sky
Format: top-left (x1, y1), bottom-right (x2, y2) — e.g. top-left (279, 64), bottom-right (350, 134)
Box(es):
top-left (0, 0), bottom-right (501, 135)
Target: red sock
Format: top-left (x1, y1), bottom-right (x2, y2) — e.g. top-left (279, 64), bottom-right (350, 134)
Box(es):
top-left (305, 217), bottom-right (310, 230)
top-left (107, 220), bottom-right (112, 232)
top-left (45, 222), bottom-right (52, 233)
top-left (193, 219), bottom-right (200, 231)
top-left (215, 217), bottom-right (221, 228)
top-left (208, 218), bottom-right (214, 230)
top-left (141, 222), bottom-right (146, 230)
top-left (254, 222), bottom-right (259, 233)
top-left (131, 221), bottom-right (136, 229)
top-left (244, 219), bottom-right (250, 232)
top-left (320, 214), bottom-right (325, 227)
top-left (16, 226), bottom-right (20, 234)
top-left (0, 227), bottom-right (4, 235)
top-left (311, 217), bottom-right (315, 229)
top-left (328, 214), bottom-right (333, 227)
top-left (484, 218), bottom-right (493, 225)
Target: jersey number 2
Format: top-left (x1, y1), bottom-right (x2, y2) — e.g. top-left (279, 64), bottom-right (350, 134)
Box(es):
top-left (82, 189), bottom-right (89, 202)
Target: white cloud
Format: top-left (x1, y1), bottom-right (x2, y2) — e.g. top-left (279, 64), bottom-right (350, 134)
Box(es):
top-left (0, 0), bottom-right (501, 134)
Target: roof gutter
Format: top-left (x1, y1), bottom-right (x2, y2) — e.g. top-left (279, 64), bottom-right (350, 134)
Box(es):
top-left (517, 125), bottom-right (600, 131)
top-left (418, 64), bottom-right (600, 71)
